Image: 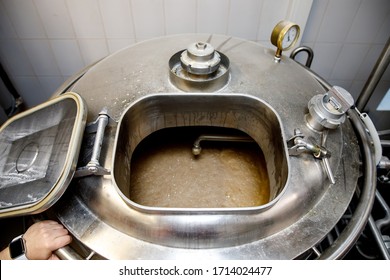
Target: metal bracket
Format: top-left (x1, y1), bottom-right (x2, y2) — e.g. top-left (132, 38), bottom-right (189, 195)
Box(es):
top-left (287, 129), bottom-right (330, 159)
top-left (288, 128), bottom-right (335, 184)
top-left (74, 109), bottom-right (111, 178)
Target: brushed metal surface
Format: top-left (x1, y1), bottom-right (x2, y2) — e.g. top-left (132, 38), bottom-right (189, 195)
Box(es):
top-left (52, 34), bottom-right (360, 259)
top-left (0, 93), bottom-right (87, 217)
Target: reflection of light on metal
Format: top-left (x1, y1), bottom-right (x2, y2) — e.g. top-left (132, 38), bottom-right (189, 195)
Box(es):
top-left (0, 93), bottom-right (87, 218)
top-left (39, 34), bottom-right (371, 260)
top-left (16, 142), bottom-right (39, 173)
top-left (192, 134), bottom-right (253, 156)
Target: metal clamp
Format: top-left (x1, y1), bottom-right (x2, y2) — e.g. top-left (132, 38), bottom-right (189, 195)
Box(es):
top-left (74, 109), bottom-right (111, 178)
top-left (306, 86), bottom-right (354, 131)
top-left (288, 128), bottom-right (335, 184)
top-left (287, 129), bottom-right (330, 159)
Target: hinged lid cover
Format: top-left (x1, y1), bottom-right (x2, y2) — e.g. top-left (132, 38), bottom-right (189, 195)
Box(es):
top-left (0, 92), bottom-right (87, 218)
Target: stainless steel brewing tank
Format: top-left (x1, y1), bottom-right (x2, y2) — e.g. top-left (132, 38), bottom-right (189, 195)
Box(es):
top-left (54, 34), bottom-right (360, 259)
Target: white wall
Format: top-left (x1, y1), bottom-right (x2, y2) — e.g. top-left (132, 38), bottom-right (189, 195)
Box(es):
top-left (0, 0), bottom-right (313, 107)
top-left (299, 0), bottom-right (390, 130)
top-left (300, 0), bottom-right (390, 98)
top-left (0, 0), bottom-right (389, 128)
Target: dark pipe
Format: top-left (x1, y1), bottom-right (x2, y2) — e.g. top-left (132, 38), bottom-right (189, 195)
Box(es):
top-left (300, 66), bottom-right (377, 259)
top-left (356, 37), bottom-right (390, 111)
top-left (319, 110), bottom-right (377, 259)
top-left (0, 62), bottom-right (20, 99)
top-left (0, 62), bottom-right (23, 116)
top-left (375, 190), bottom-right (390, 232)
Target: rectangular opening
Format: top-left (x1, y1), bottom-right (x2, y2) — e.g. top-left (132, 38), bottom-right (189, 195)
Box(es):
top-left (113, 93), bottom-right (289, 211)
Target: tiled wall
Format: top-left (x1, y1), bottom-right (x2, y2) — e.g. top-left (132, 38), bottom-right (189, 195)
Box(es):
top-left (0, 0), bottom-right (389, 126)
top-left (299, 0), bottom-right (390, 100)
top-left (0, 0), bottom-right (312, 108)
top-left (298, 0), bottom-right (390, 130)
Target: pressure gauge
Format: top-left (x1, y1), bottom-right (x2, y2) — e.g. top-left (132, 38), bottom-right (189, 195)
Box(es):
top-left (270, 20), bottom-right (300, 62)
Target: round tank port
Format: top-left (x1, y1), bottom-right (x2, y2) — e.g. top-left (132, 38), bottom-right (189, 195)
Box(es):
top-left (169, 42), bottom-right (230, 92)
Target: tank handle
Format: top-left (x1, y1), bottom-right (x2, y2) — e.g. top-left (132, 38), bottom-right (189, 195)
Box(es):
top-left (290, 46), bottom-right (314, 68)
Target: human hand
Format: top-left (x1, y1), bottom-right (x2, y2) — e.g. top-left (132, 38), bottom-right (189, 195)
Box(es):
top-left (23, 220), bottom-right (72, 260)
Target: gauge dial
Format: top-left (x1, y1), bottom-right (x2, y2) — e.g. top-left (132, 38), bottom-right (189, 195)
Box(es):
top-left (281, 25), bottom-right (299, 50)
top-left (271, 20), bottom-right (300, 54)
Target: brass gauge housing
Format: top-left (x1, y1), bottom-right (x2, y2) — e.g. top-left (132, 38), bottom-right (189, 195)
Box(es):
top-left (271, 20), bottom-right (300, 62)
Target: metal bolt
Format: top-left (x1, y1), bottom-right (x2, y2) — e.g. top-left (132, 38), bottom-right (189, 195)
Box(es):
top-left (195, 42), bottom-right (207, 50)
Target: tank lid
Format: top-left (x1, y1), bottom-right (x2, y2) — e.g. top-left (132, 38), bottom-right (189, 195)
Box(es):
top-left (0, 93), bottom-right (87, 218)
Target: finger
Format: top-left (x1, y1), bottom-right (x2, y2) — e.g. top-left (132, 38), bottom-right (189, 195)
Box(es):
top-left (38, 220), bottom-right (61, 227)
top-left (43, 223), bottom-right (67, 231)
top-left (52, 235), bottom-right (72, 250)
top-left (49, 254), bottom-right (60, 260)
top-left (46, 226), bottom-right (69, 236)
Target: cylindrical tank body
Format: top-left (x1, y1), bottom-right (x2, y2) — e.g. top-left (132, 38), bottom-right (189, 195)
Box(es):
top-left (54, 34), bottom-right (361, 259)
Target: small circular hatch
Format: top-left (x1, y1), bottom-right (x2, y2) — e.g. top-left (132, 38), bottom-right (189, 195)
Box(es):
top-left (169, 42), bottom-right (230, 92)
